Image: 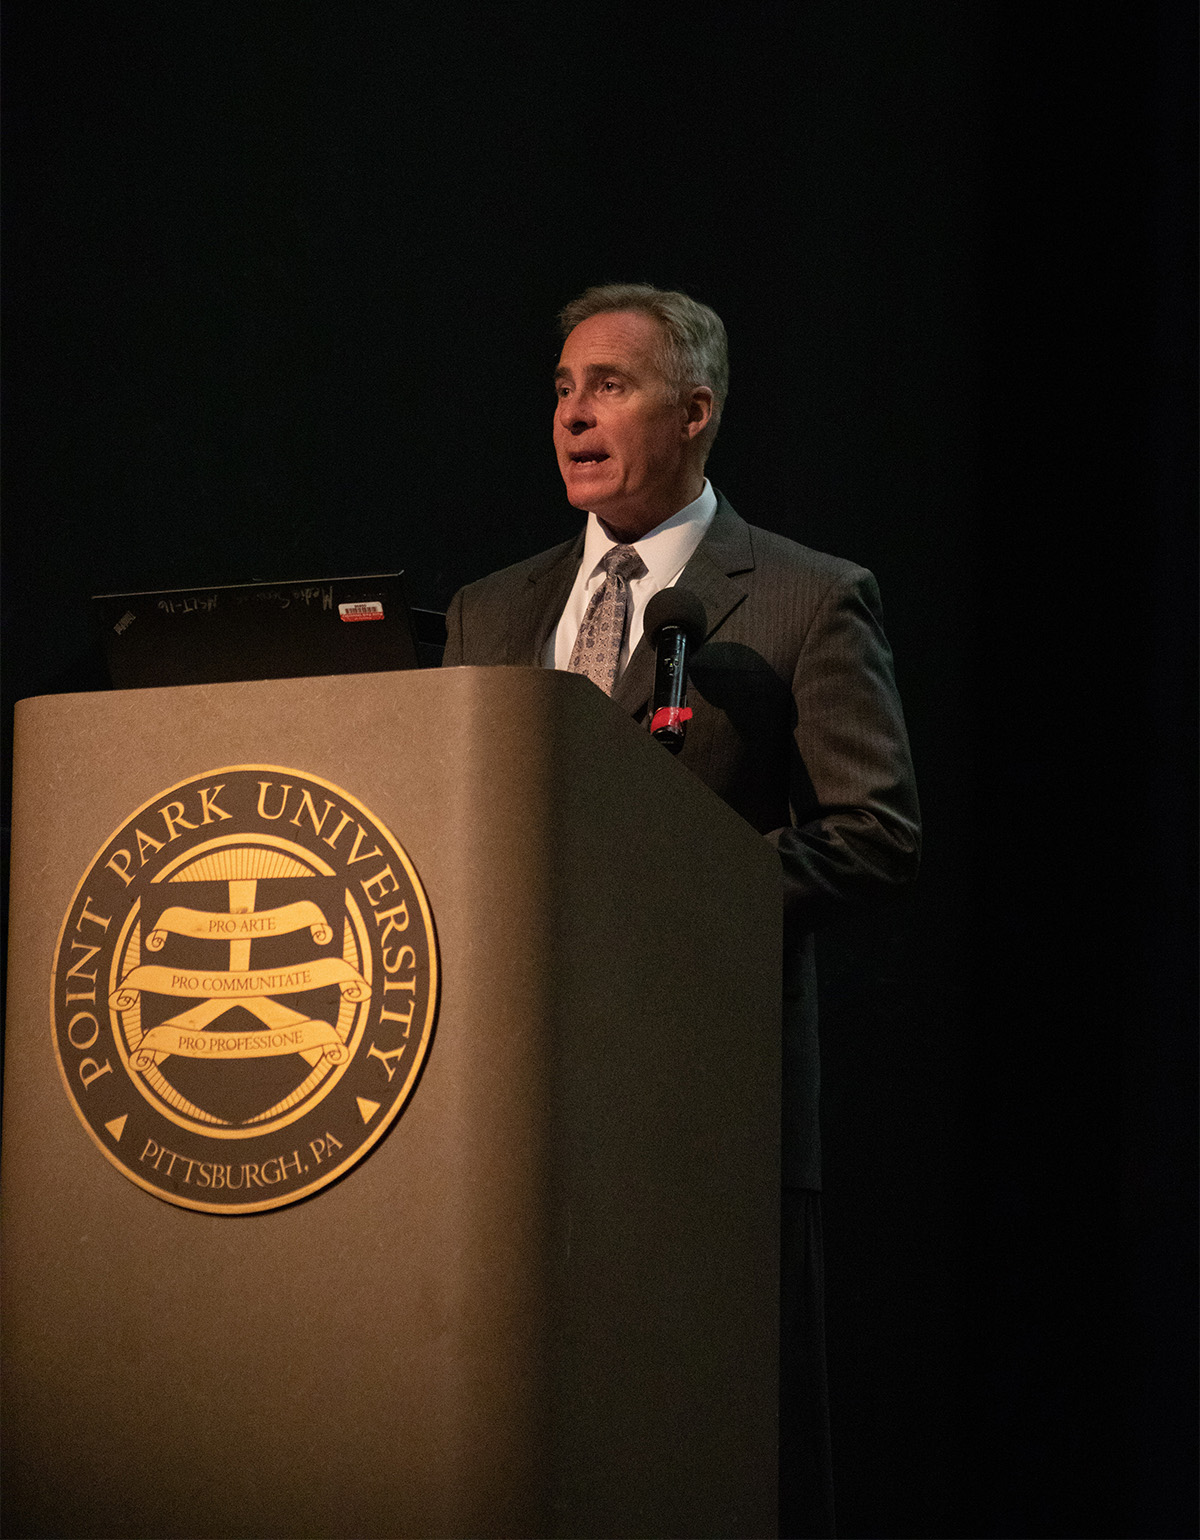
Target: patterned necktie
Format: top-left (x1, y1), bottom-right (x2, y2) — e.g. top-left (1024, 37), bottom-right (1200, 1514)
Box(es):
top-left (566, 543), bottom-right (647, 695)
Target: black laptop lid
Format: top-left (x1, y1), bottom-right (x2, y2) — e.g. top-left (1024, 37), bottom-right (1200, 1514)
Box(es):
top-left (93, 572), bottom-right (421, 690)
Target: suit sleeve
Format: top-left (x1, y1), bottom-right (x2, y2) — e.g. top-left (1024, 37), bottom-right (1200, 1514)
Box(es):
top-left (766, 567), bottom-right (921, 928)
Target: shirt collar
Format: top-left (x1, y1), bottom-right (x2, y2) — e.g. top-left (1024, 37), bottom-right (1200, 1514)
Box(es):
top-left (580, 480), bottom-right (718, 587)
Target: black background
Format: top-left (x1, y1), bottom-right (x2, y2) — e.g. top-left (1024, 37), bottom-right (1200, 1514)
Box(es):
top-left (3, 4), bottom-right (1195, 1536)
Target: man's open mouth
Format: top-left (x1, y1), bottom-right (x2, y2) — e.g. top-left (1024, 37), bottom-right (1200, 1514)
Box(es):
top-left (570, 452), bottom-right (609, 464)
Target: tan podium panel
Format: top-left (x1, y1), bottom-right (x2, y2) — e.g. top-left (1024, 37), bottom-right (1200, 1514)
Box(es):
top-left (2, 666), bottom-right (780, 1539)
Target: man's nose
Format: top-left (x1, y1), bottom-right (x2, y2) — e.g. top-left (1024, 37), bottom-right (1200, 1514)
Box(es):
top-left (557, 395), bottom-right (594, 434)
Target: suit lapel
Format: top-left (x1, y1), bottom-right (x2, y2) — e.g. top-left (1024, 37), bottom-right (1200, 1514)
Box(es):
top-left (505, 533), bottom-right (585, 664)
top-left (612, 494), bottom-right (753, 715)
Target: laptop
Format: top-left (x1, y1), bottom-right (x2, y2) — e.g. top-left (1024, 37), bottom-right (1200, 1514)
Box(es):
top-left (92, 572), bottom-right (442, 690)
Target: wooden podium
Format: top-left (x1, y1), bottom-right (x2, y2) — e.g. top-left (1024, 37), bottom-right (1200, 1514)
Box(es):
top-left (2, 667), bottom-right (781, 1539)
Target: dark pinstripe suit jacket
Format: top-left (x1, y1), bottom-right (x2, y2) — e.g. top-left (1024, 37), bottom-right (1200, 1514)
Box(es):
top-left (443, 492), bottom-right (920, 1187)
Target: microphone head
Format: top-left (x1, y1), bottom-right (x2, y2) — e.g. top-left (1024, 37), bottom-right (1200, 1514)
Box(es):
top-left (644, 586), bottom-right (707, 648)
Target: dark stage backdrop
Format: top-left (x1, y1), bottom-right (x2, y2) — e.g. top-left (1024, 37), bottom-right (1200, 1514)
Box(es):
top-left (3, 5), bottom-right (1194, 1537)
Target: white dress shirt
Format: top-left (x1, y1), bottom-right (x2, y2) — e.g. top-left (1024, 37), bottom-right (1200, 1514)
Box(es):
top-left (545, 479), bottom-right (718, 673)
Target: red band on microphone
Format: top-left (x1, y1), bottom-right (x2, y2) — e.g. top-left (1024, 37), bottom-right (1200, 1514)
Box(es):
top-left (650, 706), bottom-right (693, 734)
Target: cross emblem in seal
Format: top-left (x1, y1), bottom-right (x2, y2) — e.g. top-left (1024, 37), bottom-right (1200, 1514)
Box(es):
top-left (109, 842), bottom-right (373, 1130)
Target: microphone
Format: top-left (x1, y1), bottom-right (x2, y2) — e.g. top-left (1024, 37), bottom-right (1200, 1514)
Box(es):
top-left (644, 587), bottom-right (707, 755)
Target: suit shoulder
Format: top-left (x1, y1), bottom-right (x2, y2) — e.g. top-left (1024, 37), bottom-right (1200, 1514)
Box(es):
top-left (711, 495), bottom-right (873, 593)
top-left (745, 524), bottom-right (873, 590)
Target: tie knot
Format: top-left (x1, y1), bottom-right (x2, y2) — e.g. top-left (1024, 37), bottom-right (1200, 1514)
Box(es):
top-left (600, 543), bottom-right (646, 584)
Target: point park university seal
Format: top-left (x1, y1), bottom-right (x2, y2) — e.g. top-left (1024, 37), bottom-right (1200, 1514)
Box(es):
top-left (51, 766), bottom-right (438, 1214)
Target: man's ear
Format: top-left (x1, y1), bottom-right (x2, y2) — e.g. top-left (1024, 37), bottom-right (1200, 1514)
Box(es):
top-left (684, 386), bottom-right (714, 440)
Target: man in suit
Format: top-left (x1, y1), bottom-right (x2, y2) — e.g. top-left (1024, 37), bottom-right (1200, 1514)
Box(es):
top-left (443, 283), bottom-right (920, 1537)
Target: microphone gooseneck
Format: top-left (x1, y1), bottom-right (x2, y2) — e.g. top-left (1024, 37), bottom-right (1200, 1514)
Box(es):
top-left (643, 587), bottom-right (707, 755)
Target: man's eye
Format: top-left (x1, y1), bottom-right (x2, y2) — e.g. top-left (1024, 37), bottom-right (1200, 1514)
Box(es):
top-left (601, 380), bottom-right (620, 392)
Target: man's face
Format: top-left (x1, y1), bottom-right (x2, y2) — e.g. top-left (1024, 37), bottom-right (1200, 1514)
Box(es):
top-left (553, 310), bottom-right (711, 540)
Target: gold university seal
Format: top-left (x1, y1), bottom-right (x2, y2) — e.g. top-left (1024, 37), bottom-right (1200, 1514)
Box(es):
top-left (51, 766), bottom-right (438, 1213)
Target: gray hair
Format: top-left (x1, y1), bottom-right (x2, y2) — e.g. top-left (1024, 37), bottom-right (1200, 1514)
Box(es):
top-left (558, 282), bottom-right (728, 453)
